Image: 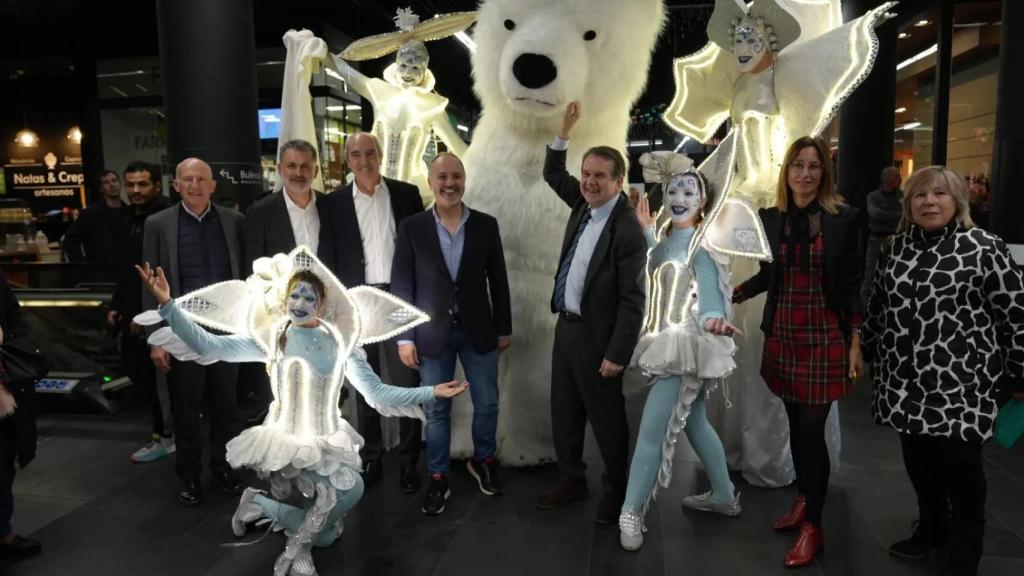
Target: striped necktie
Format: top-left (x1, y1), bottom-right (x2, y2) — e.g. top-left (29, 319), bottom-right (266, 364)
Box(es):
top-left (553, 208), bottom-right (592, 311)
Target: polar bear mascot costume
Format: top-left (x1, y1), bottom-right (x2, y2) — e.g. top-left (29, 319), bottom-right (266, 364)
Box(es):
top-left (461, 0), bottom-right (666, 463)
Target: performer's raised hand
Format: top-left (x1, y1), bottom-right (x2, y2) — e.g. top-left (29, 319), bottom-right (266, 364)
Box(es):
top-left (559, 101), bottom-right (581, 139)
top-left (434, 380), bottom-right (469, 398)
top-left (704, 316), bottom-right (744, 337)
top-left (636, 195), bottom-right (656, 230)
top-left (135, 263), bottom-right (172, 305)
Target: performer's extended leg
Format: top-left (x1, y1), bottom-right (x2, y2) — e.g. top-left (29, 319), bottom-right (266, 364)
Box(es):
top-left (622, 375), bottom-right (682, 511)
top-left (252, 470), bottom-right (365, 548)
top-left (684, 381), bottom-right (735, 505)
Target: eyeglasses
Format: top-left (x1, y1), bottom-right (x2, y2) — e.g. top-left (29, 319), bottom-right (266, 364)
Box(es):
top-left (788, 161), bottom-right (824, 174)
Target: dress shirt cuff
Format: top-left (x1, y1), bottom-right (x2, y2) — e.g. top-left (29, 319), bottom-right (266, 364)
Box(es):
top-left (550, 137), bottom-right (570, 151)
top-left (397, 339), bottom-right (414, 347)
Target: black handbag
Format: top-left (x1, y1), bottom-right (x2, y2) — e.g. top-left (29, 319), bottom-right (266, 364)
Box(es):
top-left (0, 343), bottom-right (50, 391)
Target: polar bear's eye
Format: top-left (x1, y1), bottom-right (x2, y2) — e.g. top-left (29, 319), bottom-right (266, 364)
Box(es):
top-left (583, 30), bottom-right (597, 41)
top-left (504, 19), bottom-right (516, 31)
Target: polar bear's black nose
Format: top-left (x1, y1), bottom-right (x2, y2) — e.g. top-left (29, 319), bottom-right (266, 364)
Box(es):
top-left (513, 53), bottom-right (557, 89)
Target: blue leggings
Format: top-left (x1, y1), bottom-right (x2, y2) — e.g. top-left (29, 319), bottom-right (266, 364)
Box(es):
top-left (623, 375), bottom-right (733, 510)
top-left (253, 470), bottom-right (364, 548)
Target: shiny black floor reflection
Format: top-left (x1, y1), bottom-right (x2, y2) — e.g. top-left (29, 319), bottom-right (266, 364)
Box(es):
top-left (5, 381), bottom-right (1024, 576)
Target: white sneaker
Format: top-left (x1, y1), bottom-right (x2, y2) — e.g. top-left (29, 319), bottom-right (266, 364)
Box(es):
top-left (618, 507), bottom-right (644, 551)
top-left (231, 487), bottom-right (265, 537)
top-left (130, 434), bottom-right (175, 463)
top-left (680, 490), bottom-right (742, 517)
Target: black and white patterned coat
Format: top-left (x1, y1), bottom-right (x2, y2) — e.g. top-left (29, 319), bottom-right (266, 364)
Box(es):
top-left (861, 223), bottom-right (1024, 442)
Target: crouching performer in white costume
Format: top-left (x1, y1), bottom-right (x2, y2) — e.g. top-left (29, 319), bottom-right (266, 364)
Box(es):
top-left (133, 247), bottom-right (467, 576)
top-left (619, 144), bottom-right (766, 551)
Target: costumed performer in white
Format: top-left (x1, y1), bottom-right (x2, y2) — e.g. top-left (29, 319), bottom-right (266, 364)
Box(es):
top-left (661, 0), bottom-right (896, 486)
top-left (327, 8), bottom-right (474, 201)
top-left (133, 247), bottom-right (467, 576)
top-left (617, 137), bottom-right (765, 551)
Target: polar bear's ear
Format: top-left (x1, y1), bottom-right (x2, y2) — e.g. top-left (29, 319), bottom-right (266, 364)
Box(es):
top-left (347, 286), bottom-right (430, 345)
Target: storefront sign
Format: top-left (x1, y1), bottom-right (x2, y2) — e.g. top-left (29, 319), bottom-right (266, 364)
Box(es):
top-left (4, 147), bottom-right (85, 212)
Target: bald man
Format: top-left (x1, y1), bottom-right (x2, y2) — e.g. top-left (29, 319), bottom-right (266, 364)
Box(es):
top-left (324, 132), bottom-right (425, 492)
top-left (141, 157), bottom-right (246, 507)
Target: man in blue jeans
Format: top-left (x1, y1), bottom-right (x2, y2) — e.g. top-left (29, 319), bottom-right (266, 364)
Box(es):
top-left (391, 152), bottom-right (512, 515)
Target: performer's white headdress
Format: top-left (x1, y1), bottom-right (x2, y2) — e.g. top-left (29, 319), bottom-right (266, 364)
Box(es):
top-left (340, 8), bottom-right (477, 62)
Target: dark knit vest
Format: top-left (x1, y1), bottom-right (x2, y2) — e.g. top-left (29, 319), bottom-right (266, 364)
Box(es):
top-left (177, 205), bottom-right (232, 294)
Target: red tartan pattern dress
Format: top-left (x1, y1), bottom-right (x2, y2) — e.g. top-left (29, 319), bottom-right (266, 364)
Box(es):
top-left (761, 232), bottom-right (853, 405)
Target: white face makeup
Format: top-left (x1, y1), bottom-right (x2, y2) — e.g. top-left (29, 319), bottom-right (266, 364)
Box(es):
top-left (396, 50), bottom-right (427, 87)
top-left (733, 25), bottom-right (768, 73)
top-left (287, 281), bottom-right (320, 325)
top-left (665, 173), bottom-right (705, 225)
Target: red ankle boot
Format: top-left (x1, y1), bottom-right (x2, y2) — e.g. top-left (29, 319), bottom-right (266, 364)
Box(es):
top-left (784, 522), bottom-right (823, 568)
top-left (773, 495), bottom-right (806, 531)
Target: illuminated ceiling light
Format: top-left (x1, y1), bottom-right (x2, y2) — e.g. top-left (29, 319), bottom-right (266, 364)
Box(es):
top-left (14, 129), bottom-right (39, 147)
top-left (895, 106), bottom-right (907, 113)
top-left (455, 31), bottom-right (476, 54)
top-left (953, 22), bottom-right (987, 29)
top-left (628, 140), bottom-right (663, 147)
top-left (96, 70), bottom-right (145, 78)
top-left (456, 124), bottom-right (469, 132)
top-left (673, 135), bottom-right (692, 152)
top-left (66, 126), bottom-right (83, 144)
top-left (914, 19), bottom-right (930, 27)
top-left (898, 32), bottom-right (910, 38)
top-left (135, 83), bottom-right (149, 93)
top-left (326, 104), bottom-right (361, 112)
top-left (897, 43), bottom-right (937, 70)
top-left (109, 85), bottom-right (129, 97)
top-left (895, 121), bottom-right (922, 131)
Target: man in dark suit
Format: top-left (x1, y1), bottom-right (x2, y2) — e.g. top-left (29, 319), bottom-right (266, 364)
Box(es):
top-left (391, 153), bottom-right (512, 515)
top-left (324, 132), bottom-right (424, 492)
top-left (534, 102), bottom-right (647, 525)
top-left (142, 157), bottom-right (246, 507)
top-left (63, 169), bottom-right (127, 263)
top-left (243, 139), bottom-right (333, 424)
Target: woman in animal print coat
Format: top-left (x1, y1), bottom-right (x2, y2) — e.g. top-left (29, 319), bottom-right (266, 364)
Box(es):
top-left (861, 165), bottom-right (1024, 576)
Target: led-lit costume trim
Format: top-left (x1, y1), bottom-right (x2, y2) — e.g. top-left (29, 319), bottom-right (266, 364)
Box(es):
top-left (663, 0), bottom-right (897, 226)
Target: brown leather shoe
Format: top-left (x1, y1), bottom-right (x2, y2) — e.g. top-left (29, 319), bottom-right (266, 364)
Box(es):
top-left (536, 478), bottom-right (588, 510)
top-left (595, 493), bottom-right (624, 525)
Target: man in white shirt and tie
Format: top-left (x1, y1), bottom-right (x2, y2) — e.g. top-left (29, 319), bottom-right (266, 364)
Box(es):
top-left (324, 132), bottom-right (425, 492)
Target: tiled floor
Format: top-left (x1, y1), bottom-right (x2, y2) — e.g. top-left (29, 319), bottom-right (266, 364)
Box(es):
top-left (4, 381), bottom-right (1023, 575)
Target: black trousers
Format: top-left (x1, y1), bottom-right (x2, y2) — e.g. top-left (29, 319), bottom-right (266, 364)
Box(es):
top-left (899, 432), bottom-right (986, 573)
top-left (0, 459), bottom-right (13, 539)
top-left (168, 359), bottom-right (239, 482)
top-left (354, 338), bottom-right (421, 466)
top-left (551, 316), bottom-right (629, 497)
top-left (122, 332), bottom-right (166, 437)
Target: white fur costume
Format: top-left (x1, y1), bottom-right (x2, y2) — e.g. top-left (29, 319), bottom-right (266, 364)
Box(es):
top-left (461, 0), bottom-right (666, 464)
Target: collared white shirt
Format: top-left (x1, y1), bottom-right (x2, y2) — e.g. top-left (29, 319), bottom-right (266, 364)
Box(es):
top-left (282, 189), bottom-right (320, 255)
top-left (352, 178), bottom-right (396, 285)
top-left (182, 202), bottom-right (211, 222)
top-left (564, 195), bottom-right (616, 314)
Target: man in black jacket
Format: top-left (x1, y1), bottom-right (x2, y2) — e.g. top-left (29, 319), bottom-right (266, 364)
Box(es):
top-left (391, 153), bottom-right (512, 515)
top-left (324, 133), bottom-right (424, 491)
top-left (534, 102), bottom-right (647, 525)
top-left (63, 169), bottom-right (127, 263)
top-left (0, 272), bottom-right (41, 558)
top-left (108, 161), bottom-right (173, 464)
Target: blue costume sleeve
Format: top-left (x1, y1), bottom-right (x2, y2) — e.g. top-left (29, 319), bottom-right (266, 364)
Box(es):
top-left (643, 228), bottom-right (657, 249)
top-left (158, 300), bottom-right (268, 363)
top-left (692, 247), bottom-right (726, 325)
top-left (344, 348), bottom-right (435, 406)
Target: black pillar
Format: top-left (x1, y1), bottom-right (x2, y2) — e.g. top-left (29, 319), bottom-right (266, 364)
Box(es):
top-left (73, 56), bottom-right (104, 204)
top-left (837, 0), bottom-right (899, 213)
top-left (931, 0), bottom-right (953, 165)
top-left (156, 0), bottom-right (261, 211)
top-left (990, 0), bottom-right (1024, 246)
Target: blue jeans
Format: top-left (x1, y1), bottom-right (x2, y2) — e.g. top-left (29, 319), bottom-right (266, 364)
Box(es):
top-left (419, 326), bottom-right (499, 475)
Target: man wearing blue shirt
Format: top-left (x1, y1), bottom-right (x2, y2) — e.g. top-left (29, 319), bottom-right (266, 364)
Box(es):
top-left (391, 153), bottom-right (512, 515)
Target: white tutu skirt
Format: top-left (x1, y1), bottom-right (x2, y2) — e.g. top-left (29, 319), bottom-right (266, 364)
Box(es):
top-left (631, 327), bottom-right (737, 379)
top-left (226, 418), bottom-right (364, 492)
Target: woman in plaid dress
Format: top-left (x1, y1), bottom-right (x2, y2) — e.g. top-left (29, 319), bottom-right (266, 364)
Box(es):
top-left (734, 136), bottom-right (864, 568)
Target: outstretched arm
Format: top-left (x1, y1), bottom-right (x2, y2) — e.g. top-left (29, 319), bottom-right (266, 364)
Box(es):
top-left (344, 348), bottom-right (467, 406)
top-left (327, 54), bottom-right (372, 102)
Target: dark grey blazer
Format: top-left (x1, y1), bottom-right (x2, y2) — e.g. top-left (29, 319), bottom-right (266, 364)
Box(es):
top-left (141, 203), bottom-right (245, 314)
top-left (542, 146), bottom-right (647, 367)
top-left (243, 190), bottom-right (333, 274)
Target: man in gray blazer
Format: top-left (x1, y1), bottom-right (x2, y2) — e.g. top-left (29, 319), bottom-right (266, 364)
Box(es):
top-left (142, 157), bottom-right (246, 507)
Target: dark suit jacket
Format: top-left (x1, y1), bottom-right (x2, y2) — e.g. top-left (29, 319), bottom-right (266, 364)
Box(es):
top-left (243, 190), bottom-right (333, 274)
top-left (141, 203), bottom-right (245, 316)
top-left (324, 177), bottom-right (423, 287)
top-left (391, 208), bottom-right (512, 358)
top-left (63, 201), bottom-right (127, 264)
top-left (0, 271), bottom-right (36, 468)
top-left (735, 204), bottom-right (863, 337)
top-left (543, 146), bottom-right (647, 367)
